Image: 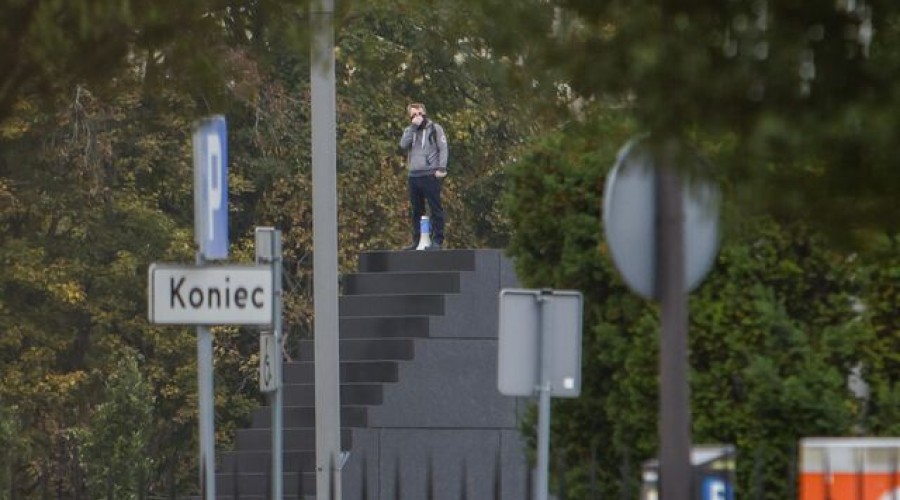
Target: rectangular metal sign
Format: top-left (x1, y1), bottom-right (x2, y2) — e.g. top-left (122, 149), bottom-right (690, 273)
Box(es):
top-left (255, 227), bottom-right (277, 263)
top-left (193, 116), bottom-right (229, 260)
top-left (260, 332), bottom-right (280, 393)
top-left (498, 288), bottom-right (583, 398)
top-left (148, 264), bottom-right (273, 325)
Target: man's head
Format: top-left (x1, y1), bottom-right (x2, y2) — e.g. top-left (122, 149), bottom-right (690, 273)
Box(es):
top-left (407, 103), bottom-right (426, 117)
top-left (408, 103), bottom-right (426, 126)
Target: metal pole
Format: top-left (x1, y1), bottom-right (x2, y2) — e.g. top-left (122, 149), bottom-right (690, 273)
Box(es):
top-left (535, 291), bottom-right (552, 500)
top-left (196, 254), bottom-right (216, 500)
top-left (311, 0), bottom-right (341, 498)
top-left (334, 451), bottom-right (350, 500)
top-left (656, 156), bottom-right (691, 500)
top-left (272, 231), bottom-right (284, 499)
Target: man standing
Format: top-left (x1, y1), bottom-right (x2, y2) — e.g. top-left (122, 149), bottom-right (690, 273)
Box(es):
top-left (399, 102), bottom-right (449, 250)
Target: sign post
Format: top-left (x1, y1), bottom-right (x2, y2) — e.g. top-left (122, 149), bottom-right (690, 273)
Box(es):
top-left (498, 288), bottom-right (583, 500)
top-left (195, 278), bottom-right (216, 500)
top-left (603, 138), bottom-right (721, 500)
top-left (192, 116), bottom-right (228, 500)
top-left (255, 227), bottom-right (283, 500)
top-left (149, 117), bottom-right (283, 499)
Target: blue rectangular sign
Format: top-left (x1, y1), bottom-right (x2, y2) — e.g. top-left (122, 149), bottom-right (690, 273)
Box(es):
top-left (193, 116), bottom-right (229, 260)
top-left (702, 477), bottom-right (733, 500)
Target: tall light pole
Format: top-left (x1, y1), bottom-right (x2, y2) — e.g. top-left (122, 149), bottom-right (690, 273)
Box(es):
top-left (310, 0), bottom-right (342, 498)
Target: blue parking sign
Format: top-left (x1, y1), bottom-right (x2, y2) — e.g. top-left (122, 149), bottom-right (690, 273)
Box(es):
top-left (702, 477), bottom-right (733, 500)
top-left (193, 116), bottom-right (229, 260)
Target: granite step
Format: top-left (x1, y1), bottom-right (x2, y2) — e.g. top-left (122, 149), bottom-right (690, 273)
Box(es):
top-left (220, 450), bottom-right (315, 475)
top-left (343, 271), bottom-right (460, 295)
top-left (339, 294), bottom-right (444, 317)
top-left (281, 383), bottom-right (384, 407)
top-left (249, 405), bottom-right (368, 428)
top-left (339, 316), bottom-right (431, 339)
top-left (358, 249), bottom-right (477, 273)
top-left (216, 471), bottom-right (315, 496)
top-left (234, 428), bottom-right (352, 451)
top-left (282, 361), bottom-right (399, 384)
top-left (295, 339), bottom-right (414, 363)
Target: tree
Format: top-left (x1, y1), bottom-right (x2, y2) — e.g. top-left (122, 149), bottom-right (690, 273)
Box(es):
top-left (0, 0), bottom-right (315, 125)
top-left (0, 72), bottom-right (210, 495)
top-left (460, 0), bottom-right (900, 244)
top-left (79, 351), bottom-right (154, 498)
top-left (853, 241), bottom-right (900, 435)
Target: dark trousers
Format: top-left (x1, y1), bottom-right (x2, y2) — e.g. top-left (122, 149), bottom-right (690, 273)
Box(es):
top-left (408, 174), bottom-right (444, 245)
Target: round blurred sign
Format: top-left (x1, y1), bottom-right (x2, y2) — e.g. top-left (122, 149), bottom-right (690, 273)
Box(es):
top-left (602, 139), bottom-right (720, 300)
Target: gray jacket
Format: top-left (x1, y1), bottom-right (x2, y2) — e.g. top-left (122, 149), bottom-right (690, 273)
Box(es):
top-left (399, 119), bottom-right (448, 177)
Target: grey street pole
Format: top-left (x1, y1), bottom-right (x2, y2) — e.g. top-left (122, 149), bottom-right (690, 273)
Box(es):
top-left (196, 254), bottom-right (216, 500)
top-left (535, 290), bottom-right (552, 500)
top-left (657, 160), bottom-right (691, 500)
top-left (310, 0), bottom-right (342, 498)
top-left (270, 231), bottom-right (285, 499)
top-left (656, 3), bottom-right (692, 496)
top-left (255, 227), bottom-right (284, 498)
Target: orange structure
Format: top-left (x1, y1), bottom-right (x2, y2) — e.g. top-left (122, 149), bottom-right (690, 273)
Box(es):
top-left (800, 438), bottom-right (900, 500)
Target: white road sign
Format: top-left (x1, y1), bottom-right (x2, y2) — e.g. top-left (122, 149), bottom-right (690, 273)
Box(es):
top-left (148, 264), bottom-right (273, 325)
top-left (260, 332), bottom-right (279, 393)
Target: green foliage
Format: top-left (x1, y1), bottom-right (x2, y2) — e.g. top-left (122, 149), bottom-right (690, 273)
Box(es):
top-left (0, 0), bottom-right (314, 124)
top-left (688, 226), bottom-right (868, 498)
top-left (0, 76), bottom-right (209, 495)
top-left (0, 403), bottom-right (27, 495)
top-left (853, 238), bottom-right (900, 434)
top-left (458, 0), bottom-right (900, 244)
top-left (79, 350), bottom-right (154, 498)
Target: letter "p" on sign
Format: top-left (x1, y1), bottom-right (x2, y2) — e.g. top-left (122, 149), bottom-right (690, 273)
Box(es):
top-left (193, 116), bottom-right (229, 260)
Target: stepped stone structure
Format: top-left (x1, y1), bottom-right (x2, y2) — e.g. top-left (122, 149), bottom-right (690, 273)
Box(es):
top-left (216, 249), bottom-right (529, 499)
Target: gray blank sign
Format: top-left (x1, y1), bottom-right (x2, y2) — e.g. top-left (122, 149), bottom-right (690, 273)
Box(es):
top-left (602, 138), bottom-right (720, 299)
top-left (497, 289), bottom-right (583, 398)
